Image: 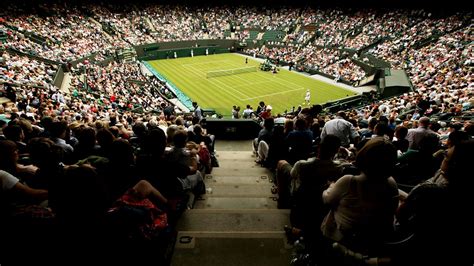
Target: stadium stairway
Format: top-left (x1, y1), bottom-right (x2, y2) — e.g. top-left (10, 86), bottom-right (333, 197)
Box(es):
top-left (171, 140), bottom-right (291, 266)
top-left (59, 72), bottom-right (72, 94)
top-left (88, 17), bottom-right (115, 43)
top-left (169, 99), bottom-right (190, 113)
top-left (144, 17), bottom-right (157, 32)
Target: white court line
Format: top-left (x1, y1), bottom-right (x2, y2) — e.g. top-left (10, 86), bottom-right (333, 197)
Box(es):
top-left (182, 65), bottom-right (206, 77)
top-left (209, 76), bottom-right (252, 99)
top-left (183, 60), bottom-right (248, 77)
top-left (226, 61), bottom-right (299, 90)
top-left (182, 58), bottom-right (305, 101)
top-left (205, 60), bottom-right (279, 96)
top-left (257, 71), bottom-right (303, 89)
top-left (218, 61), bottom-right (258, 85)
top-left (235, 53), bottom-right (360, 93)
top-left (182, 60), bottom-right (301, 101)
top-left (202, 60), bottom-right (302, 100)
top-left (241, 87), bottom-right (306, 101)
top-left (185, 60), bottom-right (255, 99)
top-left (182, 62), bottom-right (251, 99)
top-left (232, 80), bottom-right (272, 88)
top-left (181, 60), bottom-right (232, 67)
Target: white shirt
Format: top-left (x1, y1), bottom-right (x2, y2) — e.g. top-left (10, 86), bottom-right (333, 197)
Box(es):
top-left (321, 117), bottom-right (360, 147)
top-left (0, 170), bottom-right (19, 191)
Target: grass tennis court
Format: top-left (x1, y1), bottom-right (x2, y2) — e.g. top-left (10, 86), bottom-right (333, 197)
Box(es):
top-left (147, 54), bottom-right (357, 116)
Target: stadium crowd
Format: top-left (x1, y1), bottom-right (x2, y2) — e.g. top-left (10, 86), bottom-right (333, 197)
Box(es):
top-left (0, 3), bottom-right (472, 264)
top-left (1, 5), bottom-right (471, 84)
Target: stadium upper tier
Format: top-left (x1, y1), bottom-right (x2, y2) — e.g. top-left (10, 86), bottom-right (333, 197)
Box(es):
top-left (0, 5), bottom-right (472, 91)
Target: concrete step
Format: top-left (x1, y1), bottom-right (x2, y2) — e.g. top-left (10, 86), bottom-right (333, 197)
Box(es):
top-left (171, 140), bottom-right (292, 266)
top-left (211, 166), bottom-right (271, 178)
top-left (172, 235), bottom-right (291, 266)
top-left (214, 140), bottom-right (254, 152)
top-left (194, 197), bottom-right (277, 209)
top-left (176, 231), bottom-right (285, 239)
top-left (204, 174), bottom-right (273, 185)
top-left (215, 150), bottom-right (255, 161)
top-left (0, 97), bottom-right (11, 104)
top-left (203, 183), bottom-right (273, 198)
top-left (211, 150), bottom-right (273, 178)
top-left (59, 72), bottom-right (72, 94)
top-left (173, 209), bottom-right (291, 266)
top-left (144, 16), bottom-right (157, 32)
top-left (176, 209), bottom-right (290, 232)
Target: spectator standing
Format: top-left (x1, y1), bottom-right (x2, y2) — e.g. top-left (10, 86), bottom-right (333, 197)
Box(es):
top-left (192, 102), bottom-right (203, 121)
top-left (304, 89), bottom-right (311, 105)
top-left (321, 111), bottom-right (360, 147)
top-left (256, 101), bottom-right (266, 116)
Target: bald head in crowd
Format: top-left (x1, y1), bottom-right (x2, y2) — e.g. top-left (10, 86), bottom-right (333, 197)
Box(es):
top-left (406, 116), bottom-right (439, 150)
top-left (419, 117), bottom-right (431, 127)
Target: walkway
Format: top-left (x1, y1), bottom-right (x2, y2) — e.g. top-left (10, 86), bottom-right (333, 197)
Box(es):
top-left (171, 140), bottom-right (291, 266)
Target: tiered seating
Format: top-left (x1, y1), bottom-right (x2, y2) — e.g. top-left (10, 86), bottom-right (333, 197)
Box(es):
top-left (262, 30), bottom-right (286, 42)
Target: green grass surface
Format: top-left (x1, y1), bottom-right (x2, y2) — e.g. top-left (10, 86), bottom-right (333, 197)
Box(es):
top-left (148, 54), bottom-right (357, 116)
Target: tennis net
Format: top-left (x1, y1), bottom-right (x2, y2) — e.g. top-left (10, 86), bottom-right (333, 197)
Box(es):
top-left (206, 66), bottom-right (257, 78)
